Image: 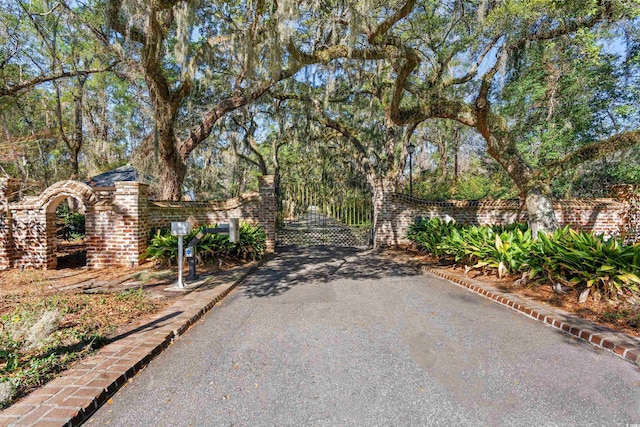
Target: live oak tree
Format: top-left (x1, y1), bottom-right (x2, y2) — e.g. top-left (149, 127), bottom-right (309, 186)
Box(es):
top-left (105, 0), bottom-right (305, 200)
top-left (2, 0), bottom-right (638, 222)
top-left (286, 0), bottom-right (640, 235)
top-left (499, 27), bottom-right (640, 198)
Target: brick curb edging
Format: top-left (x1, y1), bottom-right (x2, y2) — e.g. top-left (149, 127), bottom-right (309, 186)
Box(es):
top-left (0, 256), bottom-right (273, 427)
top-left (421, 265), bottom-right (640, 368)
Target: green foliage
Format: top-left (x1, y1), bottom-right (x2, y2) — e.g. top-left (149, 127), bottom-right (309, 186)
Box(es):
top-left (145, 223), bottom-right (267, 266)
top-left (407, 218), bottom-right (640, 297)
top-left (114, 287), bottom-right (146, 302)
top-left (55, 204), bottom-right (85, 241)
top-left (411, 172), bottom-right (518, 201)
top-left (0, 309), bottom-right (106, 408)
top-left (228, 223), bottom-right (267, 261)
top-left (0, 287), bottom-right (163, 407)
top-left (553, 152), bottom-right (640, 197)
top-left (530, 227), bottom-right (640, 298)
top-left (407, 217), bottom-right (458, 257)
top-left (440, 225), bottom-right (534, 278)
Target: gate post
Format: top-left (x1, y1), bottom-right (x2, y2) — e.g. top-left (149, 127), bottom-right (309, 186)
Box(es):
top-left (372, 178), bottom-right (396, 249)
top-left (0, 178), bottom-right (19, 269)
top-left (113, 181), bottom-right (149, 267)
top-left (258, 175), bottom-right (276, 252)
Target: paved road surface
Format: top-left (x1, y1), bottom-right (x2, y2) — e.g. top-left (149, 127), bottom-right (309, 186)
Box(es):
top-left (87, 247), bottom-right (640, 426)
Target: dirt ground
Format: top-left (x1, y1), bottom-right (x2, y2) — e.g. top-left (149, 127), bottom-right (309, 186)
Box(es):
top-left (0, 241), bottom-right (253, 406)
top-left (391, 247), bottom-right (640, 338)
top-left (0, 241), bottom-right (241, 335)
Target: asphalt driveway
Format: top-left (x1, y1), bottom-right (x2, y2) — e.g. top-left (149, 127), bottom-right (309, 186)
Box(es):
top-left (87, 247), bottom-right (640, 426)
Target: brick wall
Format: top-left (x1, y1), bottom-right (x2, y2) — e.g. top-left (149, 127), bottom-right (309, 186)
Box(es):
top-left (610, 185), bottom-right (640, 244)
top-left (11, 206), bottom-right (48, 268)
top-left (374, 189), bottom-right (634, 248)
top-left (0, 178), bottom-right (19, 269)
top-left (146, 175), bottom-right (276, 251)
top-left (258, 175), bottom-right (276, 252)
top-left (147, 194), bottom-right (260, 231)
top-left (0, 176), bottom-right (277, 270)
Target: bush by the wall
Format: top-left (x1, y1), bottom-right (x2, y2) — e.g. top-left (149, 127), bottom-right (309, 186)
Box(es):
top-left (145, 223), bottom-right (267, 266)
top-left (55, 204), bottom-right (85, 241)
top-left (407, 218), bottom-right (640, 297)
top-left (528, 227), bottom-right (640, 298)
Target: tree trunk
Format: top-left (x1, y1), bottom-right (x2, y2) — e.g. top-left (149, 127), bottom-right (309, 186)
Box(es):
top-left (477, 103), bottom-right (560, 237)
top-left (157, 129), bottom-right (187, 200)
top-left (525, 186), bottom-right (559, 237)
top-left (159, 160), bottom-right (187, 200)
top-left (70, 83), bottom-right (85, 179)
top-left (453, 127), bottom-right (460, 182)
top-left (439, 143), bottom-right (447, 182)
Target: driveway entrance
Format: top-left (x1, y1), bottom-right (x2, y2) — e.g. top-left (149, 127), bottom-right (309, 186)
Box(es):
top-left (88, 247), bottom-right (640, 426)
top-left (277, 180), bottom-right (373, 248)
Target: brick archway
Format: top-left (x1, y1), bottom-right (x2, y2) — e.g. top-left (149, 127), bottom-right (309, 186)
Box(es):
top-left (35, 181), bottom-right (99, 269)
top-left (37, 180), bottom-right (99, 213)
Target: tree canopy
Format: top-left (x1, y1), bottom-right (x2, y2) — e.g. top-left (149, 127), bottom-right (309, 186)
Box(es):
top-left (1, 0), bottom-right (639, 231)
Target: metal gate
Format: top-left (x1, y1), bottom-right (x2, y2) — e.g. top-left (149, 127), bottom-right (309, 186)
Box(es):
top-left (276, 180), bottom-right (373, 248)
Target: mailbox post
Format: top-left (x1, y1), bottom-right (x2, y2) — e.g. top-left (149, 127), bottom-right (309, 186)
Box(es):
top-left (185, 218), bottom-right (239, 282)
top-left (171, 222), bottom-right (191, 288)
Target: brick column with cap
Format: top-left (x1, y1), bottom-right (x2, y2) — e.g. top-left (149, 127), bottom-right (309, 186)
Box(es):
top-left (258, 175), bottom-right (276, 252)
top-left (372, 178), bottom-right (396, 248)
top-left (111, 181), bottom-right (150, 267)
top-left (0, 178), bottom-right (19, 269)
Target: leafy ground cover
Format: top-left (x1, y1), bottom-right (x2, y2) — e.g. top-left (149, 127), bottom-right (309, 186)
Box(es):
top-left (399, 246), bottom-right (640, 338)
top-left (0, 263), bottom-right (175, 408)
top-left (146, 222), bottom-right (267, 266)
top-left (405, 218), bottom-right (640, 337)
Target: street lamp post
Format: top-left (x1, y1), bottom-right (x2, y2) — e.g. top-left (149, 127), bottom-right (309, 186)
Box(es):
top-left (407, 143), bottom-right (416, 197)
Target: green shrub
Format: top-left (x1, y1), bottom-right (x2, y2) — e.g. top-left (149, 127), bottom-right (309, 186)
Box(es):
top-left (56, 204), bottom-right (86, 241)
top-left (407, 218), bottom-right (640, 297)
top-left (441, 226), bottom-right (534, 277)
top-left (145, 223), bottom-right (267, 266)
top-left (407, 218), bottom-right (531, 275)
top-left (229, 223), bottom-right (267, 261)
top-left (406, 217), bottom-right (458, 257)
top-left (529, 227), bottom-right (640, 298)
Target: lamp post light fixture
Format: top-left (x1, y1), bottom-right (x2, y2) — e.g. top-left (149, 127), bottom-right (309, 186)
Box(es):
top-left (407, 142), bottom-right (416, 196)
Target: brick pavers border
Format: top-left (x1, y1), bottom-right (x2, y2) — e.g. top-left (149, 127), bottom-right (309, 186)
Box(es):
top-left (421, 265), bottom-right (640, 368)
top-left (0, 257), bottom-right (271, 427)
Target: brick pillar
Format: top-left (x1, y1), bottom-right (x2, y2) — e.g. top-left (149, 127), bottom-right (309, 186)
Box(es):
top-left (86, 203), bottom-right (116, 269)
top-left (258, 175), bottom-right (276, 252)
top-left (372, 178), bottom-right (396, 249)
top-left (0, 178), bottom-right (19, 269)
top-left (113, 182), bottom-right (149, 267)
